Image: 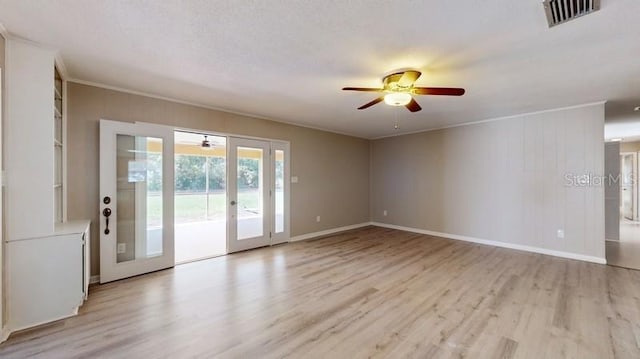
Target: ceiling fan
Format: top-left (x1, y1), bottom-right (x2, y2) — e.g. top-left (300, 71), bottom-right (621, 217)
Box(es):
top-left (342, 70), bottom-right (465, 112)
top-left (201, 135), bottom-right (214, 150)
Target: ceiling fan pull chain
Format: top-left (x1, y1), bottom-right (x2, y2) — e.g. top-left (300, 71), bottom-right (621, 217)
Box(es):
top-left (394, 107), bottom-right (400, 130)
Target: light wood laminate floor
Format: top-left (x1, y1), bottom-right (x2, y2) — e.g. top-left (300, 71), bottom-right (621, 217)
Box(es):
top-left (1, 226), bottom-right (640, 358)
top-left (606, 220), bottom-right (640, 270)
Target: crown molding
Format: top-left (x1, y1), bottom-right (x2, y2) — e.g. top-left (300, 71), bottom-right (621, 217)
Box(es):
top-left (0, 22), bottom-right (8, 39)
top-left (370, 100), bottom-right (608, 140)
top-left (54, 53), bottom-right (69, 80)
top-left (67, 78), bottom-right (366, 139)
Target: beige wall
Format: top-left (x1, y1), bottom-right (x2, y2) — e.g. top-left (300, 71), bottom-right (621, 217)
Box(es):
top-left (66, 83), bottom-right (370, 276)
top-left (371, 104), bottom-right (606, 260)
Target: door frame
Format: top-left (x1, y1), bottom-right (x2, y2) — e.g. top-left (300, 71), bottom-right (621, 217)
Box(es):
top-left (99, 120), bottom-right (292, 280)
top-left (173, 125), bottom-right (291, 252)
top-left (99, 120), bottom-right (175, 283)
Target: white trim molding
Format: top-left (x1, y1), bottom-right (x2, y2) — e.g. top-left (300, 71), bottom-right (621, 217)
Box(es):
top-left (0, 22), bottom-right (8, 39)
top-left (371, 222), bottom-right (607, 265)
top-left (1, 325), bottom-right (10, 344)
top-left (371, 100), bottom-right (608, 140)
top-left (68, 79), bottom-right (365, 139)
top-left (289, 222), bottom-right (372, 242)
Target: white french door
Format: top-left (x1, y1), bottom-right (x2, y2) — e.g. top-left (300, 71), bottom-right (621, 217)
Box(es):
top-left (99, 120), bottom-right (175, 283)
top-left (227, 138), bottom-right (290, 252)
top-left (228, 138), bottom-right (272, 252)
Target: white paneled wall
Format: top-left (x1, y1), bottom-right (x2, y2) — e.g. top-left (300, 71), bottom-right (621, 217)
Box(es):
top-left (371, 103), bottom-right (606, 262)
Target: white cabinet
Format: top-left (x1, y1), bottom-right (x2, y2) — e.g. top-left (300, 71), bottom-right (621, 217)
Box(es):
top-left (3, 38), bottom-right (89, 334)
top-left (56, 220), bottom-right (92, 300)
top-left (7, 221), bottom-right (91, 331)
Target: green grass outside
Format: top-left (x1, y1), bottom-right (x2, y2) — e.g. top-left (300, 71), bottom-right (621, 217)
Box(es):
top-left (147, 190), bottom-right (273, 225)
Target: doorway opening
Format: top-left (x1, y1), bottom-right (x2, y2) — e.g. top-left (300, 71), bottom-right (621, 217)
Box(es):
top-left (99, 120), bottom-right (290, 282)
top-left (174, 131), bottom-right (227, 263)
top-left (605, 140), bottom-right (640, 270)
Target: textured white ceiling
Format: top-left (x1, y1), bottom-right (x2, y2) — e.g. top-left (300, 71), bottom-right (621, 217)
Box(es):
top-left (1, 0), bottom-right (639, 139)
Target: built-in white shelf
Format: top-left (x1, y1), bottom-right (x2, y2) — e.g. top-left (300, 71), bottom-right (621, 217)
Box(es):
top-left (54, 68), bottom-right (64, 224)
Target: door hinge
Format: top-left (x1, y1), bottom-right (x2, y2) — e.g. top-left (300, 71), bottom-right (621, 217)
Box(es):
top-left (270, 232), bottom-right (272, 238)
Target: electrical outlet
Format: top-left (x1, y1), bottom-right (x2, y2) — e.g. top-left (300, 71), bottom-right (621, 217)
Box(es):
top-left (557, 229), bottom-right (565, 239)
top-left (291, 176), bottom-right (299, 183)
top-left (383, 210), bottom-right (388, 216)
top-left (117, 243), bottom-right (126, 254)
top-left (316, 216), bottom-right (321, 223)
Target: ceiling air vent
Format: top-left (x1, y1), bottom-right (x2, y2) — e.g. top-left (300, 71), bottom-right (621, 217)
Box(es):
top-left (543, 0), bottom-right (601, 27)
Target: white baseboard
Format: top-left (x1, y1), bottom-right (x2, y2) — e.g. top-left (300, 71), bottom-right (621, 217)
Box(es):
top-left (80, 222), bottom-right (606, 290)
top-left (371, 222), bottom-right (607, 265)
top-left (289, 222), bottom-right (373, 242)
top-left (1, 325), bottom-right (10, 344)
top-left (9, 311), bottom-right (79, 334)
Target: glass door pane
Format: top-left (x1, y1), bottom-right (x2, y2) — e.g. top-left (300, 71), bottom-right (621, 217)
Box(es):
top-left (270, 142), bottom-right (289, 245)
top-left (274, 150), bottom-right (284, 234)
top-left (237, 146), bottom-right (264, 240)
top-left (116, 135), bottom-right (163, 263)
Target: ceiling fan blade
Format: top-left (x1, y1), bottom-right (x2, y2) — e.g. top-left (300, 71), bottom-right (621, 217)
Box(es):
top-left (342, 87), bottom-right (384, 92)
top-left (358, 97), bottom-right (384, 110)
top-left (412, 87), bottom-right (466, 96)
top-left (397, 71), bottom-right (422, 87)
top-left (405, 98), bottom-right (422, 112)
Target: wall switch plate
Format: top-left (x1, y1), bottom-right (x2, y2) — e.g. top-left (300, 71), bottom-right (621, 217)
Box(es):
top-left (557, 230), bottom-right (565, 239)
top-left (316, 216), bottom-right (321, 222)
top-left (117, 243), bottom-right (126, 254)
top-left (383, 210), bottom-right (388, 216)
top-left (291, 176), bottom-right (299, 183)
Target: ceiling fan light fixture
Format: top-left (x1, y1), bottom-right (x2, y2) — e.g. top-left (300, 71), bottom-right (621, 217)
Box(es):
top-left (343, 70), bottom-right (464, 112)
top-left (201, 135), bottom-right (214, 150)
top-left (384, 92), bottom-right (412, 107)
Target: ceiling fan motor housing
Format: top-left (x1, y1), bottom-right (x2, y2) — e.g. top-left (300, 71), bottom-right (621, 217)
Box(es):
top-left (383, 72), bottom-right (411, 92)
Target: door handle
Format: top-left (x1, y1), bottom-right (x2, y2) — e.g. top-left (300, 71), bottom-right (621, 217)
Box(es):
top-left (230, 200), bottom-right (237, 206)
top-left (103, 207), bottom-right (112, 235)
